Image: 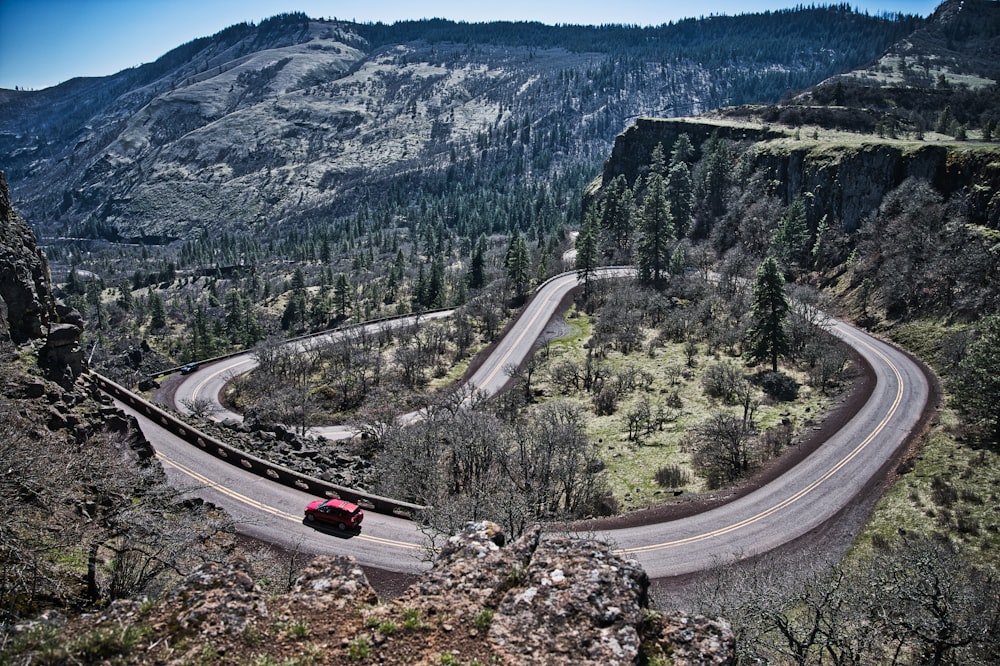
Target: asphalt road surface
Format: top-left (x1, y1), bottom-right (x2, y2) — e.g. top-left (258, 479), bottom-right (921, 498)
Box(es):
top-left (136, 268), bottom-right (929, 577)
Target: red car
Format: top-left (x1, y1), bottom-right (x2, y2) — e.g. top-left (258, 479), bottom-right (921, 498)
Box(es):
top-left (304, 498), bottom-right (364, 531)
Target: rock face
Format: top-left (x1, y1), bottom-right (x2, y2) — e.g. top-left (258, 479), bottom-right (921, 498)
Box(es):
top-left (0, 171), bottom-right (54, 343)
top-left (599, 118), bottom-right (786, 187)
top-left (0, 171), bottom-right (84, 382)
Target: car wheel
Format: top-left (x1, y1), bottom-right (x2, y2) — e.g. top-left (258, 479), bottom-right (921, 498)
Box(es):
top-left (305, 514), bottom-right (315, 522)
top-left (338, 522), bottom-right (347, 531)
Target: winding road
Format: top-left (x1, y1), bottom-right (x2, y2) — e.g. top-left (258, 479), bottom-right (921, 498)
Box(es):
top-left (120, 267), bottom-right (930, 578)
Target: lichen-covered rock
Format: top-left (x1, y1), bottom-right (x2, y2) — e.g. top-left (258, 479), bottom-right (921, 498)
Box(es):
top-left (488, 534), bottom-right (649, 665)
top-left (389, 521), bottom-right (538, 617)
top-left (379, 520), bottom-right (734, 666)
top-left (290, 555), bottom-right (378, 610)
top-left (171, 557), bottom-right (268, 636)
top-left (645, 610), bottom-right (737, 666)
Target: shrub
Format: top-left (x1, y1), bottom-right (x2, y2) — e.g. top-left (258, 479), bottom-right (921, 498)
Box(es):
top-left (761, 422), bottom-right (793, 457)
top-left (347, 636), bottom-right (371, 660)
top-left (931, 476), bottom-right (958, 508)
top-left (473, 609), bottom-right (495, 630)
top-left (702, 361), bottom-right (747, 403)
top-left (401, 608), bottom-right (426, 631)
top-left (759, 371), bottom-right (799, 401)
top-left (289, 620), bottom-right (310, 639)
top-left (655, 464), bottom-right (690, 488)
top-left (594, 385), bottom-right (619, 415)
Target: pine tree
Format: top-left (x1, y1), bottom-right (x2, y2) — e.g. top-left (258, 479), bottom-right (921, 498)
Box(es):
top-left (224, 288), bottom-right (245, 344)
top-left (334, 273), bottom-right (351, 318)
top-left (149, 289), bottom-right (166, 330)
top-left (744, 257), bottom-right (790, 372)
top-left (636, 172), bottom-right (674, 286)
top-left (600, 175), bottom-right (635, 263)
top-left (692, 132), bottom-right (730, 239)
top-left (413, 264), bottom-right (428, 311)
top-left (117, 284), bottom-right (133, 311)
top-left (243, 299), bottom-right (262, 346)
top-left (670, 133), bottom-right (695, 165)
top-left (648, 142), bottom-right (667, 178)
top-left (666, 161), bottom-right (693, 239)
top-left (575, 207), bottom-right (600, 296)
top-left (773, 196), bottom-right (810, 271)
top-left (468, 236), bottom-right (486, 290)
top-left (281, 268), bottom-right (308, 333)
top-left (428, 257), bottom-right (446, 308)
top-left (504, 231), bottom-right (531, 300)
top-left (936, 105), bottom-right (955, 135)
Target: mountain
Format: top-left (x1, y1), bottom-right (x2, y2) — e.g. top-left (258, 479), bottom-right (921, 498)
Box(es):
top-left (726, 0), bottom-right (1000, 135)
top-left (0, 9), bottom-right (917, 242)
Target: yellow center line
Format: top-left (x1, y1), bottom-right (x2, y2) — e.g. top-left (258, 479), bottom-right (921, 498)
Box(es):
top-left (620, 327), bottom-right (905, 554)
top-left (477, 285), bottom-right (564, 390)
top-left (190, 358), bottom-right (253, 403)
top-left (156, 451), bottom-right (421, 551)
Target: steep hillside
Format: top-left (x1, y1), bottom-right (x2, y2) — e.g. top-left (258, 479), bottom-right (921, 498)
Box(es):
top-left (0, 9), bottom-right (916, 241)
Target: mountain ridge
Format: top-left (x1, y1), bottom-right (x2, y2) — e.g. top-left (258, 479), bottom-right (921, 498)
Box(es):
top-left (1, 9), bottom-right (917, 242)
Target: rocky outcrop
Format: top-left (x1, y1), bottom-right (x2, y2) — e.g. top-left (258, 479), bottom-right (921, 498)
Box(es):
top-left (0, 171), bottom-right (85, 382)
top-left (599, 118), bottom-right (787, 188)
top-left (51, 521), bottom-right (733, 664)
top-left (0, 171), bottom-right (54, 343)
top-left (371, 521), bottom-right (733, 664)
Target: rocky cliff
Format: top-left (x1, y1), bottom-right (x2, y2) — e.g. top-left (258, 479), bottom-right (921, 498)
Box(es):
top-left (749, 141), bottom-right (1000, 231)
top-left (598, 117), bottom-right (1000, 231)
top-left (0, 171), bottom-right (84, 381)
top-left (27, 522), bottom-right (734, 665)
top-left (0, 170), bottom-right (54, 342)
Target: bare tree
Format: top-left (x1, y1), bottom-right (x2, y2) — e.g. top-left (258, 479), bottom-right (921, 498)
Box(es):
top-left (692, 410), bottom-right (757, 488)
top-left (179, 395), bottom-right (219, 418)
top-left (691, 538), bottom-right (1000, 665)
top-left (702, 360), bottom-right (750, 404)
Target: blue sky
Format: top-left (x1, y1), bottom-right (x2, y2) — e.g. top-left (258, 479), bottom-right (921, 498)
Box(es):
top-left (0, 0), bottom-right (942, 90)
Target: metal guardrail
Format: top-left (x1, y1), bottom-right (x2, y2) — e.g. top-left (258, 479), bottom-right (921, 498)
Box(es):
top-left (89, 371), bottom-right (427, 520)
